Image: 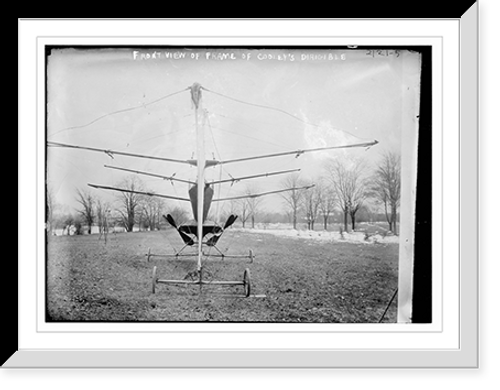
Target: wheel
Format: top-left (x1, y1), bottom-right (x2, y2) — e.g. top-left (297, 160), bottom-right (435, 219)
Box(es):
top-left (151, 266), bottom-right (157, 294)
top-left (243, 268), bottom-right (251, 298)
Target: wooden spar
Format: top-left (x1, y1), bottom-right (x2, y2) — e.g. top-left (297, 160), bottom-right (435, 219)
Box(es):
top-left (103, 165), bottom-right (196, 185)
top-left (192, 83), bottom-right (205, 273)
top-left (219, 140), bottom-right (379, 165)
top-left (213, 184), bottom-right (315, 202)
top-left (47, 141), bottom-right (193, 165)
top-left (87, 183), bottom-right (190, 202)
top-left (157, 279), bottom-right (244, 286)
top-left (210, 168), bottom-right (301, 185)
top-left (48, 134), bottom-right (378, 175)
top-left (49, 139), bottom-right (378, 169)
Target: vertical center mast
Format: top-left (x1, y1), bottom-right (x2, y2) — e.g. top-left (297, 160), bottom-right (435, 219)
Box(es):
top-left (191, 83), bottom-right (205, 273)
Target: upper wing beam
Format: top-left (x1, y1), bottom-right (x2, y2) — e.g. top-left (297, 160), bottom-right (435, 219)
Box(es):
top-left (48, 139), bottom-right (378, 168)
top-left (47, 142), bottom-right (194, 166)
top-left (218, 140), bottom-right (378, 165)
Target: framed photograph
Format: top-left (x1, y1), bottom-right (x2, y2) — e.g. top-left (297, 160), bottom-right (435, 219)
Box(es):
top-left (11, 12), bottom-right (478, 368)
top-left (44, 43), bottom-right (421, 327)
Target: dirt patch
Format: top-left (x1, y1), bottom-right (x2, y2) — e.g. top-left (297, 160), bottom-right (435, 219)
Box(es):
top-left (46, 228), bottom-right (399, 323)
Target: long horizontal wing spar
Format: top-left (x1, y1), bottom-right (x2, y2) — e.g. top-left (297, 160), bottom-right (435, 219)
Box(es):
top-left (210, 168), bottom-right (301, 185)
top-left (104, 165), bottom-right (299, 187)
top-left (48, 141), bottom-right (194, 166)
top-left (219, 140), bottom-right (379, 165)
top-left (104, 165), bottom-right (196, 185)
top-left (213, 184), bottom-right (315, 202)
top-left (87, 183), bottom-right (190, 202)
top-left (49, 140), bottom-right (378, 167)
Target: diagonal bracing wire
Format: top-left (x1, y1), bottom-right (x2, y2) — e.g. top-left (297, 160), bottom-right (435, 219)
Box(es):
top-left (49, 87), bottom-right (190, 137)
top-left (203, 87), bottom-right (310, 126)
top-left (202, 86), bottom-right (376, 144)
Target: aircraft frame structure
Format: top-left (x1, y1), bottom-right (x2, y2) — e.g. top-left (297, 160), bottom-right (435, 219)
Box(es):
top-left (48, 82), bottom-right (378, 298)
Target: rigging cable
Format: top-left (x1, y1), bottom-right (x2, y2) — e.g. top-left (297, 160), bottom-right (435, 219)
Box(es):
top-left (50, 87), bottom-right (190, 137)
top-left (204, 111), bottom-right (239, 210)
top-left (202, 86), bottom-right (376, 144)
top-left (203, 110), bottom-right (224, 223)
top-left (203, 87), bottom-right (310, 125)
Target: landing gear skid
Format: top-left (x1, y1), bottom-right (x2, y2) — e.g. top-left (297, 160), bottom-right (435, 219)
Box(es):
top-left (151, 266), bottom-right (252, 298)
top-left (146, 247), bottom-right (254, 263)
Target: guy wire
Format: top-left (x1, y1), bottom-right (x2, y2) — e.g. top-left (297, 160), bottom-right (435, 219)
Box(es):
top-left (202, 86), bottom-right (375, 144)
top-left (50, 87), bottom-right (190, 137)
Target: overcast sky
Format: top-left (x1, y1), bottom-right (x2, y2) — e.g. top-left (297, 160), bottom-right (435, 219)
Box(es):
top-left (46, 47), bottom-right (421, 215)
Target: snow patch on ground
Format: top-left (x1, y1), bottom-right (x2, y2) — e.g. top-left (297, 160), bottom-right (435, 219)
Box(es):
top-left (234, 227), bottom-right (399, 245)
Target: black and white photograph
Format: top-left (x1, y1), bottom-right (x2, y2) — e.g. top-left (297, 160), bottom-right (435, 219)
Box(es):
top-left (45, 45), bottom-right (428, 323)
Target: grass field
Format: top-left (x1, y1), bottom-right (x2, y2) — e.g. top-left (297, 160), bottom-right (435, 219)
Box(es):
top-left (46, 227), bottom-right (399, 323)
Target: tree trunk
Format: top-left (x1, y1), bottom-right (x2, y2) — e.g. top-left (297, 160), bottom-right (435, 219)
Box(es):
top-left (343, 210), bottom-right (349, 232)
top-left (323, 215), bottom-right (328, 230)
top-left (384, 201), bottom-right (392, 232)
top-left (127, 213), bottom-right (134, 232)
top-left (391, 204), bottom-right (398, 235)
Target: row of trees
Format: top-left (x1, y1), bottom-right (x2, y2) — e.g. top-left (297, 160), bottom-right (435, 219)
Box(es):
top-left (47, 176), bottom-right (178, 236)
top-left (47, 151), bottom-right (401, 236)
top-left (276, 150), bottom-right (401, 233)
top-left (209, 150), bottom-right (401, 234)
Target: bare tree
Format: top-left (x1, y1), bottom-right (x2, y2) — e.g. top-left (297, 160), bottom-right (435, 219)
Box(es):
top-left (303, 181), bottom-right (321, 230)
top-left (76, 188), bottom-right (95, 234)
top-left (325, 158), bottom-right (368, 232)
top-left (73, 217), bottom-right (83, 235)
top-left (244, 184), bottom-right (263, 229)
top-left (317, 179), bottom-right (336, 230)
top-left (154, 199), bottom-right (165, 230)
top-left (115, 176), bottom-right (145, 233)
top-left (141, 196), bottom-right (164, 231)
top-left (219, 199), bottom-right (239, 226)
top-left (371, 151), bottom-right (401, 234)
top-left (279, 173), bottom-right (305, 230)
top-left (237, 197), bottom-right (251, 228)
top-left (64, 214), bottom-right (75, 235)
top-left (167, 206), bottom-right (189, 226)
top-left (95, 198), bottom-right (111, 242)
top-left (46, 185), bottom-right (58, 235)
